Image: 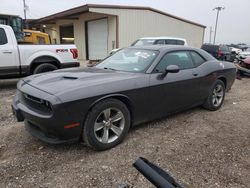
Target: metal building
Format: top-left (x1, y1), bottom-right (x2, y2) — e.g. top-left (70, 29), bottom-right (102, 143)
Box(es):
top-left (30, 4), bottom-right (206, 61)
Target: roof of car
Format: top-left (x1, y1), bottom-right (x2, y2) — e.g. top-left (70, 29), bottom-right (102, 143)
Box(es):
top-left (128, 45), bottom-right (193, 51)
top-left (139, 37), bottom-right (186, 41)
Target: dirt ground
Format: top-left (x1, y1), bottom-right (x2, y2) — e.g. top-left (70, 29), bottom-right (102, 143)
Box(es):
top-left (0, 78), bottom-right (249, 188)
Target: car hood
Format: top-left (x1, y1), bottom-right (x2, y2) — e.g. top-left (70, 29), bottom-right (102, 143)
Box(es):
top-left (22, 67), bottom-right (143, 95)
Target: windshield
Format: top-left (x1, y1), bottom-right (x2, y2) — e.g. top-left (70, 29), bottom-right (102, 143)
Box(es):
top-left (246, 48), bottom-right (250, 52)
top-left (96, 48), bottom-right (159, 72)
top-left (132, 39), bottom-right (156, 46)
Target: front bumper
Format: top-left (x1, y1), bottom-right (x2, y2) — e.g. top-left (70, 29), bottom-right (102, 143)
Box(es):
top-left (12, 83), bottom-right (82, 144)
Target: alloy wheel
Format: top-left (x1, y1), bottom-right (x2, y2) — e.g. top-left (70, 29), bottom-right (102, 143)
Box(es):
top-left (212, 84), bottom-right (224, 107)
top-left (94, 108), bottom-right (125, 144)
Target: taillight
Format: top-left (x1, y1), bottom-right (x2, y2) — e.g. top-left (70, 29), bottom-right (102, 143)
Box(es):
top-left (218, 47), bottom-right (222, 58)
top-left (70, 48), bottom-right (78, 59)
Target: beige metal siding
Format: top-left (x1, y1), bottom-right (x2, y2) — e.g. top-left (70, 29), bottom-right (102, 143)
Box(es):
top-left (90, 8), bottom-right (204, 48)
top-left (53, 12), bottom-right (116, 60)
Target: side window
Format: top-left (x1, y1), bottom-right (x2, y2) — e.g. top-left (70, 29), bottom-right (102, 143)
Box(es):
top-left (165, 39), bottom-right (177, 45)
top-left (154, 51), bottom-right (194, 72)
top-left (154, 40), bottom-right (165, 45)
top-left (176, 40), bottom-right (185, 45)
top-left (190, 51), bottom-right (206, 67)
top-left (0, 28), bottom-right (8, 45)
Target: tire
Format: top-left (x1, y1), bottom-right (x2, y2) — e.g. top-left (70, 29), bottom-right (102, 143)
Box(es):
top-left (33, 63), bottom-right (58, 74)
top-left (83, 99), bottom-right (131, 150)
top-left (203, 80), bottom-right (225, 111)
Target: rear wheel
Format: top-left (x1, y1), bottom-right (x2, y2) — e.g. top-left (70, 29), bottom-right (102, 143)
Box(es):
top-left (83, 99), bottom-right (131, 150)
top-left (203, 80), bottom-right (225, 111)
top-left (33, 63), bottom-right (58, 74)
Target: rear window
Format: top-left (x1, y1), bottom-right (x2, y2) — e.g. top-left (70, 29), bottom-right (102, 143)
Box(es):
top-left (165, 39), bottom-right (177, 45)
top-left (220, 46), bottom-right (229, 52)
top-left (176, 40), bottom-right (185, 45)
top-left (0, 28), bottom-right (8, 45)
top-left (132, 39), bottom-right (155, 46)
top-left (201, 45), bottom-right (218, 52)
top-left (190, 51), bottom-right (206, 67)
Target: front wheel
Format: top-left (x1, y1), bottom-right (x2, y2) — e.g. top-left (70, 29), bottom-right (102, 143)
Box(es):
top-left (203, 80), bottom-right (225, 111)
top-left (83, 99), bottom-right (131, 150)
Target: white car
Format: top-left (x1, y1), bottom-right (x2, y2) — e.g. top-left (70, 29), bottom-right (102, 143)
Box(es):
top-left (110, 37), bottom-right (188, 55)
top-left (239, 48), bottom-right (250, 59)
top-left (131, 37), bottom-right (188, 46)
top-left (229, 47), bottom-right (242, 54)
top-left (0, 24), bottom-right (79, 78)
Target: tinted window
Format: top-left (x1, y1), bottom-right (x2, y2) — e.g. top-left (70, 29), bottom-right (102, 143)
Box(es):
top-left (220, 46), bottom-right (229, 52)
top-left (154, 51), bottom-right (194, 72)
top-left (155, 40), bottom-right (165, 45)
top-left (176, 40), bottom-right (185, 45)
top-left (0, 28), bottom-right (8, 45)
top-left (165, 39), bottom-right (177, 45)
top-left (190, 51), bottom-right (206, 67)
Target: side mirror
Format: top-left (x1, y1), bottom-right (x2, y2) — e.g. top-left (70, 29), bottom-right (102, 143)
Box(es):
top-left (166, 65), bottom-right (180, 73)
top-left (159, 65), bottom-right (180, 79)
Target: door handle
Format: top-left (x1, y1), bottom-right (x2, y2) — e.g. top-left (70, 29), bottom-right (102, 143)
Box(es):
top-left (192, 73), bottom-right (199, 76)
top-left (2, 50), bottom-right (13, 54)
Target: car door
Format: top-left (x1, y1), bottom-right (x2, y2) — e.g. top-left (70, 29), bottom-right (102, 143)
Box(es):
top-left (0, 27), bottom-right (19, 74)
top-left (148, 50), bottom-right (202, 119)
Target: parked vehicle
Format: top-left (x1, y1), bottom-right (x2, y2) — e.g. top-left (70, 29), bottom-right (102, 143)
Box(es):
top-left (0, 14), bottom-right (23, 42)
top-left (201, 44), bottom-right (233, 61)
top-left (238, 47), bottom-right (250, 59)
top-left (23, 29), bottom-right (50, 44)
top-left (110, 37), bottom-right (187, 55)
top-left (229, 47), bottom-right (242, 54)
top-left (0, 25), bottom-right (79, 78)
top-left (235, 56), bottom-right (250, 76)
top-left (12, 46), bottom-right (236, 150)
top-left (131, 37), bottom-right (188, 46)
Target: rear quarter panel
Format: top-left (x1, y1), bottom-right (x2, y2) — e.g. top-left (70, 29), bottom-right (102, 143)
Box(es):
top-left (18, 44), bottom-right (77, 66)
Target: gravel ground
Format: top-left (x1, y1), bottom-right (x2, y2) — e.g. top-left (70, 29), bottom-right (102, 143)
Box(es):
top-left (0, 78), bottom-right (249, 188)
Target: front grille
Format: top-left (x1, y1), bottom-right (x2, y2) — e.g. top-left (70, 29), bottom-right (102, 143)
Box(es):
top-left (18, 90), bottom-right (52, 114)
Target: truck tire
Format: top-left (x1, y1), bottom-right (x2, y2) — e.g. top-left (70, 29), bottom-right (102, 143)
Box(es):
top-left (33, 63), bottom-right (57, 74)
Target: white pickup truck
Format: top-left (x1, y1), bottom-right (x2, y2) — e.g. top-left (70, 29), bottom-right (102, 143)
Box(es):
top-left (0, 24), bottom-right (79, 79)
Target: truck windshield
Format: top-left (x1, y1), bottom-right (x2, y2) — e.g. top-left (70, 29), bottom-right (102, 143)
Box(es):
top-left (96, 48), bottom-right (159, 72)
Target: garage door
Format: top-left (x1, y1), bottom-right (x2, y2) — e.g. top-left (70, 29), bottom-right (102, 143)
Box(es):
top-left (87, 19), bottom-right (108, 60)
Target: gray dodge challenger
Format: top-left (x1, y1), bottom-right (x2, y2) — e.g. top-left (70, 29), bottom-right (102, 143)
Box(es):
top-left (12, 46), bottom-right (236, 150)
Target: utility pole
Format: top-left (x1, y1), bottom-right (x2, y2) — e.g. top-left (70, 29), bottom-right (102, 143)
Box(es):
top-left (213, 6), bottom-right (225, 44)
top-left (209, 26), bottom-right (213, 44)
top-left (23, 0), bottom-right (27, 28)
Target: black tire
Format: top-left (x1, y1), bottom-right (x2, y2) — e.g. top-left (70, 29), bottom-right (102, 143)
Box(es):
top-left (33, 63), bottom-right (58, 74)
top-left (203, 80), bottom-right (225, 111)
top-left (83, 99), bottom-right (131, 150)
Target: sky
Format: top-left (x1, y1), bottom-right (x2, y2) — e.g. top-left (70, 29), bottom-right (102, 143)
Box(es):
top-left (0, 0), bottom-right (249, 45)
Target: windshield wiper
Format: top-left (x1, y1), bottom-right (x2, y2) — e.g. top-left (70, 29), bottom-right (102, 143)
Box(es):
top-left (103, 67), bottom-right (117, 71)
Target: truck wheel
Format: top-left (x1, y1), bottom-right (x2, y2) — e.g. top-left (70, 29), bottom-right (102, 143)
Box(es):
top-left (33, 63), bottom-right (57, 74)
top-left (83, 99), bottom-right (131, 151)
